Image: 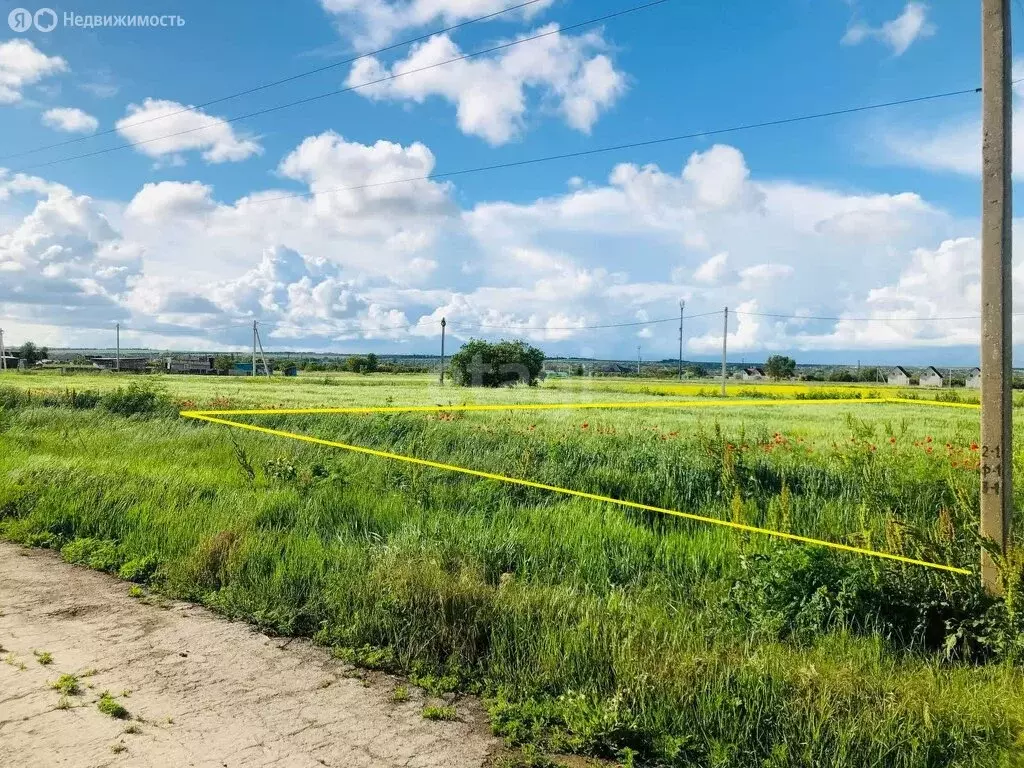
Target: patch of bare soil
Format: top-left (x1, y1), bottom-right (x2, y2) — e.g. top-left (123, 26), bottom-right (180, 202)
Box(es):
top-left (0, 541), bottom-right (498, 767)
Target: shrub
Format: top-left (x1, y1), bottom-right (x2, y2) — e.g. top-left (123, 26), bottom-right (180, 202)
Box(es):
top-left (97, 692), bottom-right (129, 719)
top-left (118, 555), bottom-right (160, 584)
top-left (730, 544), bottom-right (1024, 662)
top-left (60, 537), bottom-right (125, 573)
top-left (101, 382), bottom-right (173, 417)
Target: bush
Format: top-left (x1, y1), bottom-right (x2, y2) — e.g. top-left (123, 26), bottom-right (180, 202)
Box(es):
top-left (449, 339), bottom-right (545, 387)
top-left (118, 554), bottom-right (160, 584)
top-left (60, 537), bottom-right (125, 573)
top-left (101, 382), bottom-right (173, 417)
top-left (730, 545), bottom-right (1024, 662)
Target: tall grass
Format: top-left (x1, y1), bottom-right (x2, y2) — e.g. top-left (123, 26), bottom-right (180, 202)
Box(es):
top-left (1, 378), bottom-right (1022, 766)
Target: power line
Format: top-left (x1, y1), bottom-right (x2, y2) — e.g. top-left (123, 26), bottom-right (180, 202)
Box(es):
top-left (191, 83), bottom-right (984, 209)
top-left (9, 0), bottom-right (672, 174)
top-left (0, 0), bottom-right (551, 162)
top-left (733, 310), bottom-right (1024, 322)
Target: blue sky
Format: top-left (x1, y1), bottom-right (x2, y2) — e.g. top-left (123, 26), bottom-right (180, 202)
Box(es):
top-left (0, 0), bottom-right (1015, 364)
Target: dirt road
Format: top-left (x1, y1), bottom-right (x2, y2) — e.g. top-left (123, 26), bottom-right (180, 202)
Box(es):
top-left (0, 542), bottom-right (498, 767)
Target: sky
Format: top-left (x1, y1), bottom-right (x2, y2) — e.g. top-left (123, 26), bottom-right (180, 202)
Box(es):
top-left (0, 0), bottom-right (1017, 364)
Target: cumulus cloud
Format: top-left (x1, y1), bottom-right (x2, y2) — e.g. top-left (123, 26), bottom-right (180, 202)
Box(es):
top-left (0, 185), bottom-right (141, 328)
top-left (346, 26), bottom-right (626, 144)
top-left (842, 2), bottom-right (934, 56)
top-left (115, 98), bottom-right (262, 164)
top-left (0, 40), bottom-right (67, 104)
top-left (0, 138), bottom-right (1002, 357)
top-left (320, 0), bottom-right (557, 50)
top-left (42, 107), bottom-right (99, 134)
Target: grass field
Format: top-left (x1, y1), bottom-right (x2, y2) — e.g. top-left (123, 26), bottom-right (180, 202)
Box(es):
top-left (2, 370), bottom-right (1023, 767)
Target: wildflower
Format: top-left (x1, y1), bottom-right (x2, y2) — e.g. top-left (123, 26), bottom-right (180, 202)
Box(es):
top-left (926, 436), bottom-right (933, 443)
top-left (889, 437), bottom-right (896, 444)
top-left (581, 422), bottom-right (589, 429)
top-left (926, 446), bottom-right (933, 454)
top-left (970, 442), bottom-right (979, 451)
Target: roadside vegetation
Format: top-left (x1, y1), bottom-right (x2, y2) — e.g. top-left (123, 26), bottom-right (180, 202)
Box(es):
top-left (1, 371), bottom-right (1023, 766)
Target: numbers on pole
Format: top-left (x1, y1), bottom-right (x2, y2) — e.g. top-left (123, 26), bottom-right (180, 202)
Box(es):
top-left (981, 443), bottom-right (1003, 495)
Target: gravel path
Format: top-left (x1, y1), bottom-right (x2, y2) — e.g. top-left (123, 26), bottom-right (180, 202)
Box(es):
top-left (0, 541), bottom-right (498, 767)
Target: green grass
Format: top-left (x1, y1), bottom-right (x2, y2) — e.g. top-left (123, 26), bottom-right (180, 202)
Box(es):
top-left (50, 673), bottom-right (81, 696)
top-left (1, 371), bottom-right (1023, 766)
top-left (422, 705), bottom-right (458, 721)
top-left (97, 691), bottom-right (130, 719)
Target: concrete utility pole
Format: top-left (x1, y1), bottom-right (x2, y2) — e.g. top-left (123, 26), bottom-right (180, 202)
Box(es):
top-left (115, 323), bottom-right (120, 372)
top-left (0, 328), bottom-right (6, 371)
top-left (439, 317), bottom-right (447, 385)
top-left (678, 300), bottom-right (685, 381)
top-left (721, 307), bottom-right (728, 397)
top-left (252, 321), bottom-right (258, 378)
top-left (980, 0), bottom-right (1013, 595)
top-left (637, 345), bottom-right (641, 376)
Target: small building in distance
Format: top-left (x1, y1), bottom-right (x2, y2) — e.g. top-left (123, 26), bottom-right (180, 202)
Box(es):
top-left (0, 355), bottom-right (20, 370)
top-left (887, 366), bottom-right (911, 386)
top-left (282, 364), bottom-right (299, 377)
top-left (91, 357), bottom-right (150, 372)
top-left (919, 366), bottom-right (945, 388)
top-left (966, 367), bottom-right (982, 389)
top-left (166, 355), bottom-right (217, 375)
top-left (734, 367), bottom-right (765, 381)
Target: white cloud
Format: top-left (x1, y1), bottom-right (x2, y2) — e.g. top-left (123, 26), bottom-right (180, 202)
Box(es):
top-left (0, 185), bottom-right (141, 328)
top-left (0, 138), bottom-right (1003, 357)
top-left (346, 26), bottom-right (626, 144)
top-left (115, 98), bottom-right (262, 164)
top-left (879, 65), bottom-right (1024, 177)
top-left (842, 2), bottom-right (934, 56)
top-left (694, 252), bottom-right (733, 284)
top-left (42, 107), bottom-right (99, 134)
top-left (0, 40), bottom-right (67, 104)
top-left (320, 0), bottom-right (557, 50)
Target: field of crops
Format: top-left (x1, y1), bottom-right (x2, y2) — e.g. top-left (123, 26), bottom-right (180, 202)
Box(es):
top-left (2, 370), bottom-right (1023, 767)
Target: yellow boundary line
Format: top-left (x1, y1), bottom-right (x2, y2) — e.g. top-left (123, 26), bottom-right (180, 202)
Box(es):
top-left (182, 395), bottom-right (979, 417)
top-left (179, 397), bottom-right (976, 576)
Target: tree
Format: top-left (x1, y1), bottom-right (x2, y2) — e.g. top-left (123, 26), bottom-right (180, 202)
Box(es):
top-left (684, 364), bottom-right (707, 379)
top-left (449, 339), bottom-right (545, 387)
top-left (364, 353), bottom-right (379, 373)
top-left (15, 342), bottom-right (48, 365)
top-left (828, 369), bottom-right (856, 383)
top-left (764, 355), bottom-right (796, 381)
top-left (213, 354), bottom-right (235, 373)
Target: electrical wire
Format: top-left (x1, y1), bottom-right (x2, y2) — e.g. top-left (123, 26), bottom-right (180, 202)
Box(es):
top-left (9, 0), bottom-right (672, 174)
top-left (732, 310), bottom-right (1020, 322)
top-left (172, 83), bottom-right (985, 209)
top-left (0, 0), bottom-right (551, 162)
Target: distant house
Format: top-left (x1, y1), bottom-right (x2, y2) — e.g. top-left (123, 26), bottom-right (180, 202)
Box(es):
top-left (0, 355), bottom-right (20, 370)
top-left (735, 367), bottom-right (765, 381)
top-left (966, 367), bottom-right (982, 389)
top-left (91, 357), bottom-right (149, 372)
top-left (166, 356), bottom-right (217, 375)
top-left (282, 364), bottom-right (299, 377)
top-left (887, 366), bottom-right (911, 386)
top-left (920, 366), bottom-right (945, 388)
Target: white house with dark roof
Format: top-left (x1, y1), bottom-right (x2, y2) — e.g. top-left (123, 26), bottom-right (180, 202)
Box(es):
top-left (966, 368), bottom-right (981, 389)
top-left (887, 366), bottom-right (911, 386)
top-left (920, 366), bottom-right (944, 387)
